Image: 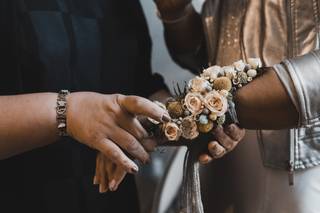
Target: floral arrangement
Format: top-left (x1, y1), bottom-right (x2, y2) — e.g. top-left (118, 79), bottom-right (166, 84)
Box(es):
top-left (149, 58), bottom-right (262, 141)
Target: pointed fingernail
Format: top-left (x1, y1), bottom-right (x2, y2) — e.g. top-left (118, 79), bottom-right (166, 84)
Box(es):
top-left (93, 176), bottom-right (98, 185)
top-left (162, 114), bottom-right (171, 122)
top-left (131, 165), bottom-right (139, 173)
top-left (99, 184), bottom-right (107, 193)
top-left (109, 180), bottom-right (116, 191)
top-left (143, 156), bottom-right (151, 165)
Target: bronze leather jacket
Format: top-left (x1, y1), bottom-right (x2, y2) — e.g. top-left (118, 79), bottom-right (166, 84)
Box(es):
top-left (202, 0), bottom-right (320, 175)
top-left (184, 0), bottom-right (320, 176)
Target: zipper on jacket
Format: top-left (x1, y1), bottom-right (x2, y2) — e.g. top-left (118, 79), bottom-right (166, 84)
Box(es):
top-left (286, 0), bottom-right (295, 186)
top-left (286, 0), bottom-right (294, 58)
top-left (288, 129), bottom-right (295, 186)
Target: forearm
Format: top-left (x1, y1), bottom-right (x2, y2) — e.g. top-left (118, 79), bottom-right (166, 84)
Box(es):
top-left (160, 4), bottom-right (204, 54)
top-left (0, 93), bottom-right (58, 159)
top-left (235, 69), bottom-right (299, 129)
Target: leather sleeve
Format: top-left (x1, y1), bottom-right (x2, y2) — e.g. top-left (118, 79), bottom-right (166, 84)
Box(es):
top-left (273, 50), bottom-right (320, 127)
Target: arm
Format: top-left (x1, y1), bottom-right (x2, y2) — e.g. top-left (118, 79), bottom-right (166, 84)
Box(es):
top-left (0, 93), bottom-right (58, 159)
top-left (0, 92), bottom-right (170, 175)
top-left (235, 50), bottom-right (320, 129)
top-left (235, 69), bottom-right (299, 129)
top-left (155, 0), bottom-right (207, 72)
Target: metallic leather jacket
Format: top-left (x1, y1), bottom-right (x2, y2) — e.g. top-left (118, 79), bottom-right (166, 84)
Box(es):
top-left (200, 0), bottom-right (320, 176)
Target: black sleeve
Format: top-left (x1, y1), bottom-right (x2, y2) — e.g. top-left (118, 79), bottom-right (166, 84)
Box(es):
top-left (131, 1), bottom-right (169, 98)
top-left (0, 1), bottom-right (23, 95)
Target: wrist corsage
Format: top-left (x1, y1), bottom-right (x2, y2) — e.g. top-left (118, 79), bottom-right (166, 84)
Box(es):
top-left (149, 58), bottom-right (262, 141)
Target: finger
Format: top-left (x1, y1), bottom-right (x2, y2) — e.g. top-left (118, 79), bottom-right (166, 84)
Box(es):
top-left (117, 112), bottom-right (149, 142)
top-left (119, 113), bottom-right (157, 152)
top-left (224, 124), bottom-right (245, 141)
top-left (140, 138), bottom-right (157, 152)
top-left (99, 154), bottom-right (108, 193)
top-left (208, 141), bottom-right (227, 159)
top-left (93, 153), bottom-right (101, 185)
top-left (213, 126), bottom-right (239, 151)
top-left (199, 154), bottom-right (213, 164)
top-left (110, 126), bottom-right (150, 164)
top-left (103, 156), bottom-right (115, 191)
top-left (95, 138), bottom-right (139, 174)
top-left (109, 167), bottom-right (127, 191)
top-left (118, 95), bottom-right (170, 123)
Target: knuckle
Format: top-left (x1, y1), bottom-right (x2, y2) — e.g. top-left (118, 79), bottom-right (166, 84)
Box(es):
top-left (212, 145), bottom-right (226, 158)
top-left (223, 141), bottom-right (233, 150)
top-left (126, 139), bottom-right (140, 153)
top-left (129, 96), bottom-right (142, 107)
top-left (115, 93), bottom-right (124, 103)
top-left (109, 150), bottom-right (122, 163)
top-left (216, 131), bottom-right (227, 141)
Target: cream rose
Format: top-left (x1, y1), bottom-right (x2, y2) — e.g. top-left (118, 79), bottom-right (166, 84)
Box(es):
top-left (203, 90), bottom-right (228, 116)
top-left (201, 65), bottom-right (222, 80)
top-left (184, 92), bottom-right (203, 115)
top-left (164, 122), bottom-right (181, 141)
top-left (188, 76), bottom-right (211, 93)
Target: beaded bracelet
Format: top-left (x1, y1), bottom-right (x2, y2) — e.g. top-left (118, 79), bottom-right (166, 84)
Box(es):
top-left (149, 58), bottom-right (262, 141)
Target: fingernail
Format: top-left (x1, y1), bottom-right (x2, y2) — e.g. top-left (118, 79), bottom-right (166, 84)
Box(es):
top-left (161, 114), bottom-right (171, 122)
top-left (93, 176), bottom-right (98, 185)
top-left (143, 156), bottom-right (151, 165)
top-left (99, 184), bottom-right (107, 193)
top-left (209, 142), bottom-right (217, 151)
top-left (131, 165), bottom-right (139, 173)
top-left (109, 180), bottom-right (116, 191)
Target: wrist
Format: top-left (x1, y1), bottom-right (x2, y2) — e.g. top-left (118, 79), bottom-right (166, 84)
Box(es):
top-left (56, 90), bottom-right (70, 137)
top-left (157, 3), bottom-right (194, 21)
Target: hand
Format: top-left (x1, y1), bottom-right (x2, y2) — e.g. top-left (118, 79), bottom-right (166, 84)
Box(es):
top-left (154, 0), bottom-right (191, 17)
top-left (198, 124), bottom-right (245, 164)
top-left (93, 152), bottom-right (127, 193)
top-left (93, 116), bottom-right (160, 193)
top-left (66, 92), bottom-right (170, 174)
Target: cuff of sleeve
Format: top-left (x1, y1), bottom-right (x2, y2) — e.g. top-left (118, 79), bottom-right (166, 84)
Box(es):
top-left (274, 51), bottom-right (320, 127)
top-left (273, 63), bottom-right (301, 126)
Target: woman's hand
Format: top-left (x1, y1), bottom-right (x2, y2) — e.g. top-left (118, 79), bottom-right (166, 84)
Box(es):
top-left (67, 92), bottom-right (170, 174)
top-left (94, 125), bottom-right (245, 193)
top-left (198, 124), bottom-right (245, 164)
top-left (94, 152), bottom-right (127, 193)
